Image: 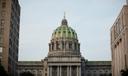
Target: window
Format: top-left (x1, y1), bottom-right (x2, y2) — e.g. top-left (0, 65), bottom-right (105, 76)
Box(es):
top-left (1, 11), bottom-right (6, 17)
top-left (54, 32), bottom-right (56, 35)
top-left (63, 31), bottom-right (66, 33)
top-left (45, 73), bottom-right (47, 76)
top-left (2, 2), bottom-right (6, 8)
top-left (52, 42), bottom-right (54, 50)
top-left (52, 66), bottom-right (57, 76)
top-left (62, 66), bottom-right (67, 76)
top-left (56, 41), bottom-right (59, 50)
top-left (72, 66), bottom-right (77, 76)
top-left (1, 19), bottom-right (5, 24)
top-left (62, 41), bottom-right (64, 49)
top-left (0, 35), bottom-right (3, 46)
top-left (72, 32), bottom-right (74, 35)
top-left (69, 42), bottom-right (72, 49)
top-left (78, 43), bottom-right (80, 51)
top-left (45, 68), bottom-right (47, 71)
top-left (0, 59), bottom-right (1, 64)
top-left (68, 31), bottom-right (71, 33)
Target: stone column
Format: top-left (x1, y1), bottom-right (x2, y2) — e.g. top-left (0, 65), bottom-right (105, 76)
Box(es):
top-left (47, 67), bottom-right (49, 76)
top-left (55, 42), bottom-right (56, 50)
top-left (122, 35), bottom-right (125, 69)
top-left (79, 66), bottom-right (81, 76)
top-left (66, 42), bottom-right (69, 50)
top-left (72, 42), bottom-right (74, 50)
top-left (51, 42), bottom-right (54, 51)
top-left (67, 66), bottom-right (69, 76)
top-left (60, 66), bottom-right (62, 76)
top-left (78, 43), bottom-right (80, 52)
top-left (49, 66), bottom-right (52, 76)
top-left (57, 66), bottom-right (59, 76)
top-left (49, 43), bottom-right (51, 51)
top-left (77, 66), bottom-right (79, 76)
top-left (58, 41), bottom-right (61, 50)
top-left (33, 70), bottom-right (37, 76)
top-left (70, 66), bottom-right (72, 76)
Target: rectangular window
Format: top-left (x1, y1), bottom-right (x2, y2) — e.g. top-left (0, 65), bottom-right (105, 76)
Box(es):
top-left (62, 66), bottom-right (67, 76)
top-left (0, 34), bottom-right (3, 47)
top-left (2, 2), bottom-right (6, 8)
top-left (1, 11), bottom-right (6, 17)
top-left (1, 19), bottom-right (5, 24)
top-left (0, 47), bottom-right (2, 52)
top-left (52, 66), bottom-right (57, 76)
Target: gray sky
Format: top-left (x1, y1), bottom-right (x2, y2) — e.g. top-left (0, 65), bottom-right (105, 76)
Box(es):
top-left (19, 0), bottom-right (126, 61)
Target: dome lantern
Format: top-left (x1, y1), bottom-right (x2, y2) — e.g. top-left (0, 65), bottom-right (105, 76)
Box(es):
top-left (61, 12), bottom-right (68, 26)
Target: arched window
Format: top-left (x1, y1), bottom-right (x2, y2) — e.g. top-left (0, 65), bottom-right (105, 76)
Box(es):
top-left (52, 42), bottom-right (54, 50)
top-left (49, 43), bottom-right (51, 51)
top-left (78, 43), bottom-right (80, 51)
top-left (74, 43), bottom-right (77, 50)
top-left (69, 42), bottom-right (72, 50)
top-left (56, 41), bottom-right (61, 50)
top-left (56, 41), bottom-right (59, 50)
top-left (62, 41), bottom-right (64, 49)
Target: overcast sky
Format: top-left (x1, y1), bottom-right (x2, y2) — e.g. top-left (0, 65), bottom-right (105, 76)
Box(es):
top-left (18, 0), bottom-right (126, 61)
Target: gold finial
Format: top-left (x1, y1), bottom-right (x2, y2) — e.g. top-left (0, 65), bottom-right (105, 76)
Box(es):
top-left (61, 12), bottom-right (68, 25)
top-left (64, 12), bottom-right (66, 19)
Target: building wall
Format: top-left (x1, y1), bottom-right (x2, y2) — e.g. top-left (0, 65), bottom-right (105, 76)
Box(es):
top-left (18, 60), bottom-right (111, 76)
top-left (111, 5), bottom-right (128, 76)
top-left (0, 0), bottom-right (20, 75)
top-left (18, 61), bottom-right (44, 76)
top-left (0, 48), bottom-right (2, 63)
top-left (85, 61), bottom-right (111, 76)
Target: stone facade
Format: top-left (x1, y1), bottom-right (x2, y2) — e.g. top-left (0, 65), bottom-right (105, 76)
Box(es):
top-left (0, 0), bottom-right (20, 75)
top-left (85, 61), bottom-right (111, 76)
top-left (0, 47), bottom-right (2, 63)
top-left (111, 4), bottom-right (128, 76)
top-left (18, 61), bottom-right (44, 76)
top-left (18, 60), bottom-right (111, 76)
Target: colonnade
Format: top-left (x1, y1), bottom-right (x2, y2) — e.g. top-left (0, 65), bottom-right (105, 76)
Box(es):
top-left (49, 41), bottom-right (80, 51)
top-left (48, 66), bottom-right (81, 76)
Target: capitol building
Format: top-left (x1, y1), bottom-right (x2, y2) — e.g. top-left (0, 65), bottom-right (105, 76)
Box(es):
top-left (2, 0), bottom-right (128, 76)
top-left (18, 16), bottom-right (111, 76)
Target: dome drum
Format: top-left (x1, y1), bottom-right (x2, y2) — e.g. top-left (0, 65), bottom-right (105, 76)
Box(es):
top-left (49, 40), bottom-right (80, 52)
top-left (51, 37), bottom-right (78, 40)
top-left (48, 51), bottom-right (81, 57)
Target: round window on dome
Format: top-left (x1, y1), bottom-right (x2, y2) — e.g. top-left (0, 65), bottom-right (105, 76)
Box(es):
top-left (63, 31), bottom-right (66, 33)
top-left (72, 32), bottom-right (74, 35)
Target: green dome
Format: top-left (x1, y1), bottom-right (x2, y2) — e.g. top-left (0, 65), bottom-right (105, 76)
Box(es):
top-left (52, 18), bottom-right (77, 39)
